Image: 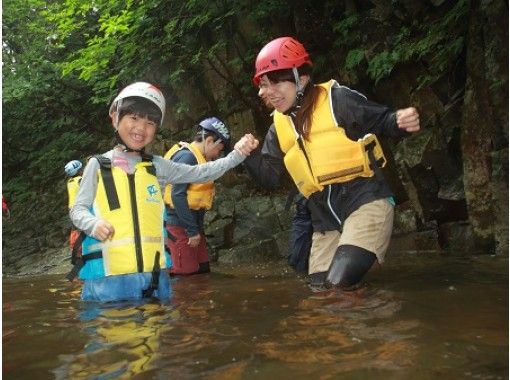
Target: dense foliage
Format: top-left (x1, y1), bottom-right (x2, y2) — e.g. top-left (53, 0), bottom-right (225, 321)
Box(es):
top-left (2, 0), bottom-right (506, 256)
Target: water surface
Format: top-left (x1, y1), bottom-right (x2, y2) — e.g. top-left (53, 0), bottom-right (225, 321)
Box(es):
top-left (3, 255), bottom-right (508, 379)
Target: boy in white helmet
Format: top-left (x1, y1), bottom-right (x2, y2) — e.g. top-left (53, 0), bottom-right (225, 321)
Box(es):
top-left (70, 82), bottom-right (258, 302)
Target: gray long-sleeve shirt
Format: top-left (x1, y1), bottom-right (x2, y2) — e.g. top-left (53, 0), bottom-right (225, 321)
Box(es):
top-left (70, 148), bottom-right (245, 237)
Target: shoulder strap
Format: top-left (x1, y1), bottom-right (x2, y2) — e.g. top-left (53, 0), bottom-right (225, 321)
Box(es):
top-left (94, 155), bottom-right (120, 211)
top-left (141, 153), bottom-right (157, 176)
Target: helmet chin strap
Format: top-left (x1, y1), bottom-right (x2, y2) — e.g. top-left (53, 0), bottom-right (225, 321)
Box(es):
top-left (114, 130), bottom-right (144, 153)
top-left (284, 67), bottom-right (305, 118)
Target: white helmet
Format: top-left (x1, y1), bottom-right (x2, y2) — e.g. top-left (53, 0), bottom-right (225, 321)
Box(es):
top-left (109, 82), bottom-right (166, 125)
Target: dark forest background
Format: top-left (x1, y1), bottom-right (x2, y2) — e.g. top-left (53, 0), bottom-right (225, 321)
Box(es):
top-left (2, 0), bottom-right (508, 262)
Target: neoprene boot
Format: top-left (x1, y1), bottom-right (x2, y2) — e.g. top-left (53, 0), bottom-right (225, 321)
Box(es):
top-left (308, 271), bottom-right (327, 287)
top-left (325, 245), bottom-right (376, 289)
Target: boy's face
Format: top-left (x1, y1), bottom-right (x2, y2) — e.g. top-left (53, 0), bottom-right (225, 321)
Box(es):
top-left (203, 136), bottom-right (225, 161)
top-left (113, 112), bottom-right (157, 151)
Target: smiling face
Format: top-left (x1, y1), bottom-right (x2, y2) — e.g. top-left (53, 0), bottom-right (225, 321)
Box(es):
top-left (257, 75), bottom-right (296, 113)
top-left (257, 73), bottom-right (310, 113)
top-left (113, 113), bottom-right (157, 151)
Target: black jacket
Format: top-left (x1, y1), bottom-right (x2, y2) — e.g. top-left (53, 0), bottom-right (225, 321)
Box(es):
top-left (244, 83), bottom-right (408, 232)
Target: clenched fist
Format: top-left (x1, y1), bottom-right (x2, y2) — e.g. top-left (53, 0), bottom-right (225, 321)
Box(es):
top-left (234, 134), bottom-right (259, 156)
top-left (396, 107), bottom-right (420, 133)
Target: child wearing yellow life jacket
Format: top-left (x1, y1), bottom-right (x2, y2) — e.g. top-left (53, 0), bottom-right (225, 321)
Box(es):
top-left (163, 117), bottom-right (231, 275)
top-left (69, 82), bottom-right (258, 302)
top-left (64, 159), bottom-right (84, 282)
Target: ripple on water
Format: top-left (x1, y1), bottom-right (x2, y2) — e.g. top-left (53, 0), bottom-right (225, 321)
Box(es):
top-left (256, 286), bottom-right (421, 374)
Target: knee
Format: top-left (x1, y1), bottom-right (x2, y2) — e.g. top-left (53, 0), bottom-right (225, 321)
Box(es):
top-left (326, 245), bottom-right (376, 289)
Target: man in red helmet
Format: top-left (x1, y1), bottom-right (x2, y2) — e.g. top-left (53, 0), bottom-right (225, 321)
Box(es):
top-left (245, 37), bottom-right (420, 290)
top-left (163, 117), bottom-right (231, 275)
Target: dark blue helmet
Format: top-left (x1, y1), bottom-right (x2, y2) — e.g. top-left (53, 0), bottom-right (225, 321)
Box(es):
top-left (198, 117), bottom-right (231, 152)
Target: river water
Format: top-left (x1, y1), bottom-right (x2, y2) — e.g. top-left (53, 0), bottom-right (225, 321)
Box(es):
top-left (2, 255), bottom-right (508, 380)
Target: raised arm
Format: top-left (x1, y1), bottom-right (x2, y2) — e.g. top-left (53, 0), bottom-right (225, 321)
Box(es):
top-left (156, 134), bottom-right (259, 185)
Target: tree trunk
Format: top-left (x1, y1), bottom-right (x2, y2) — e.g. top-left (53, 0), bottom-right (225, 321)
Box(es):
top-left (461, 0), bottom-right (508, 254)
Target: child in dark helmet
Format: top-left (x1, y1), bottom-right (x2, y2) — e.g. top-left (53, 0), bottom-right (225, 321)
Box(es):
top-left (244, 37), bottom-right (420, 290)
top-left (163, 117), bottom-right (231, 275)
top-left (69, 82), bottom-right (258, 302)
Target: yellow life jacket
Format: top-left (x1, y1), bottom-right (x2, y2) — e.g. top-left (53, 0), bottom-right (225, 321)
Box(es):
top-left (163, 142), bottom-right (215, 210)
top-left (92, 156), bottom-right (166, 276)
top-left (273, 80), bottom-right (387, 198)
top-left (67, 176), bottom-right (82, 209)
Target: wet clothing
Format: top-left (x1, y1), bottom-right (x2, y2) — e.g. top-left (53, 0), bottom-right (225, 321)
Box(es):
top-left (81, 271), bottom-right (171, 302)
top-left (287, 195), bottom-right (312, 273)
top-left (244, 81), bottom-right (407, 280)
top-left (166, 226), bottom-right (210, 275)
top-left (326, 245), bottom-right (377, 288)
top-left (309, 198), bottom-right (394, 273)
top-left (70, 148), bottom-right (244, 301)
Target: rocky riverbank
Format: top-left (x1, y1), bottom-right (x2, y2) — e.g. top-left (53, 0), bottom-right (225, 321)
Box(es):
top-left (2, 180), bottom-right (490, 278)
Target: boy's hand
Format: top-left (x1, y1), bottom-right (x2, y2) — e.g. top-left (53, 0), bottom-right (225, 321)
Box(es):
top-left (92, 220), bottom-right (115, 241)
top-left (234, 134), bottom-right (259, 156)
top-left (188, 234), bottom-right (201, 248)
top-left (396, 107), bottom-right (420, 133)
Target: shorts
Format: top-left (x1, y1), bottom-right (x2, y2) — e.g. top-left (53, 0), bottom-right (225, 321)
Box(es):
top-left (308, 198), bottom-right (394, 274)
top-left (166, 225), bottom-right (209, 275)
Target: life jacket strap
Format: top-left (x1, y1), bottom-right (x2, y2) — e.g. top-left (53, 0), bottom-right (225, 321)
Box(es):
top-left (66, 251), bottom-right (104, 282)
top-left (70, 231), bottom-right (86, 265)
top-left (141, 153), bottom-right (157, 177)
top-left (142, 251), bottom-right (161, 298)
top-left (365, 141), bottom-right (385, 182)
top-left (95, 155), bottom-right (121, 211)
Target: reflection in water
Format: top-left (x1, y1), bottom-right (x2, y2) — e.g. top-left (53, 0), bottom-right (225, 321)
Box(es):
top-left (53, 299), bottom-right (175, 379)
top-left (2, 256), bottom-right (508, 380)
top-left (257, 286), bottom-right (419, 375)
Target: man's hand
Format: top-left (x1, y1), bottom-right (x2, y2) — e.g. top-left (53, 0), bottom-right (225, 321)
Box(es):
top-left (234, 134), bottom-right (259, 156)
top-left (396, 107), bottom-right (420, 133)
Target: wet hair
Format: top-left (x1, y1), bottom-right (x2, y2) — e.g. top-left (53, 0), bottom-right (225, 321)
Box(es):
top-left (118, 97), bottom-right (162, 126)
top-left (264, 64), bottom-right (325, 140)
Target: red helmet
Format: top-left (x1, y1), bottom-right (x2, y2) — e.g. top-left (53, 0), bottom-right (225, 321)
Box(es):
top-left (253, 37), bottom-right (312, 86)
